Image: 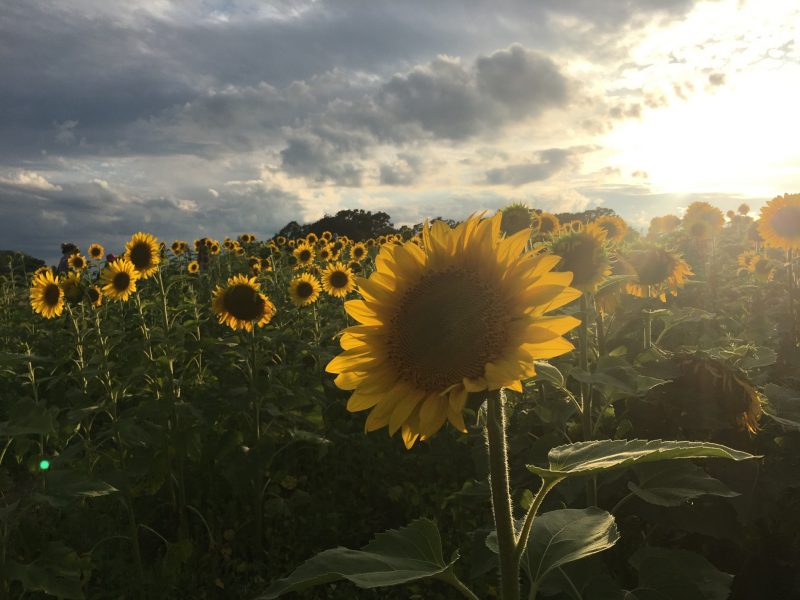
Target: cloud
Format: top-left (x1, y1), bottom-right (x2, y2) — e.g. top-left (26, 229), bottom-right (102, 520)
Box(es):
top-left (379, 154), bottom-right (424, 186)
top-left (485, 148), bottom-right (576, 186)
top-left (0, 170), bottom-right (62, 191)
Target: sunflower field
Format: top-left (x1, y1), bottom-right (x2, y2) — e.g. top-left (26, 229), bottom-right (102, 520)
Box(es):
top-left (1, 196), bottom-right (800, 599)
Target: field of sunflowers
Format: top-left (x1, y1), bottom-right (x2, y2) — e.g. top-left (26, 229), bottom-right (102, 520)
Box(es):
top-left (1, 195), bottom-right (800, 599)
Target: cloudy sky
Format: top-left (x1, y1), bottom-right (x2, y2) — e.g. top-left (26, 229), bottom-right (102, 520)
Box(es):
top-left (2, 0), bottom-right (798, 262)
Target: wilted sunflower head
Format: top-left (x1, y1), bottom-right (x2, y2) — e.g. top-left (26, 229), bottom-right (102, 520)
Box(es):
top-left (100, 259), bottom-right (139, 302)
top-left (61, 272), bottom-right (82, 304)
top-left (549, 223), bottom-right (611, 293)
top-left (500, 203), bottom-right (533, 236)
top-left (212, 274), bottom-right (276, 332)
top-left (30, 270), bottom-right (64, 319)
top-left (187, 261), bottom-right (200, 274)
top-left (293, 243), bottom-right (315, 268)
top-left (86, 286), bottom-right (103, 307)
top-left (125, 232), bottom-right (161, 278)
top-left (68, 253), bottom-right (87, 271)
top-left (88, 243), bottom-right (105, 260)
top-left (321, 262), bottom-right (356, 298)
top-left (289, 273), bottom-right (322, 307)
top-left (326, 212), bottom-right (581, 449)
top-left (532, 212), bottom-right (560, 237)
top-left (623, 245), bottom-right (692, 301)
top-left (757, 193), bottom-right (800, 250)
top-left (593, 215), bottom-right (628, 243)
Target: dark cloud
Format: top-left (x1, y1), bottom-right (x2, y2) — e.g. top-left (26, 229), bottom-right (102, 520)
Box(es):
top-left (379, 154), bottom-right (424, 186)
top-left (485, 148), bottom-right (575, 186)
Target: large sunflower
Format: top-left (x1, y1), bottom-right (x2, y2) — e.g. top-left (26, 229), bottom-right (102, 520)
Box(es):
top-left (500, 203), bottom-right (533, 236)
top-left (757, 193), bottom-right (800, 250)
top-left (68, 253), bottom-right (88, 272)
top-left (321, 262), bottom-right (356, 298)
top-left (623, 245), bottom-right (693, 301)
top-left (30, 270), bottom-right (64, 319)
top-left (212, 274), bottom-right (276, 332)
top-left (549, 223), bottom-right (611, 293)
top-left (100, 259), bottom-right (140, 302)
top-left (593, 215), bottom-right (628, 243)
top-left (326, 213), bottom-right (581, 449)
top-left (289, 273), bottom-right (322, 307)
top-left (124, 232), bottom-right (161, 278)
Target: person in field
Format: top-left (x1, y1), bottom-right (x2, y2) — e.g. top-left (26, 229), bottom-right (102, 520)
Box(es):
top-left (56, 243), bottom-right (79, 274)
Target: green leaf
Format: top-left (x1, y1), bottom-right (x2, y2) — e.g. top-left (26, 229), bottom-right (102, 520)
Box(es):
top-left (2, 541), bottom-right (90, 599)
top-left (0, 401), bottom-right (57, 437)
top-left (44, 470), bottom-right (119, 497)
top-left (258, 519), bottom-right (457, 598)
top-left (525, 508), bottom-right (619, 588)
top-left (763, 384), bottom-right (800, 431)
top-left (528, 439), bottom-right (757, 479)
top-left (627, 462), bottom-right (739, 507)
top-left (630, 546), bottom-right (733, 600)
top-left (533, 361), bottom-right (565, 388)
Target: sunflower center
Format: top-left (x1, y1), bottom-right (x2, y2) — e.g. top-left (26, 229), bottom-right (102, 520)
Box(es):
top-left (44, 284), bottom-right (61, 307)
top-left (113, 272), bottom-right (131, 292)
top-left (387, 267), bottom-right (509, 390)
top-left (329, 270), bottom-right (349, 289)
top-left (296, 281), bottom-right (314, 299)
top-left (91, 248), bottom-right (102, 257)
top-left (771, 205), bottom-right (800, 238)
top-left (353, 247), bottom-right (365, 258)
top-left (299, 250), bottom-right (311, 262)
top-left (539, 217), bottom-right (556, 234)
top-left (689, 221), bottom-right (707, 237)
top-left (223, 284), bottom-right (265, 321)
top-left (88, 288), bottom-right (100, 303)
top-left (129, 242), bottom-right (153, 269)
top-left (632, 249), bottom-right (672, 285)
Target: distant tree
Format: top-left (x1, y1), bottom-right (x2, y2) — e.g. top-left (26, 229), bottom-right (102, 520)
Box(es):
top-left (305, 209), bottom-right (395, 241)
top-left (277, 220), bottom-right (304, 239)
top-left (0, 250), bottom-right (45, 280)
top-left (554, 207), bottom-right (616, 224)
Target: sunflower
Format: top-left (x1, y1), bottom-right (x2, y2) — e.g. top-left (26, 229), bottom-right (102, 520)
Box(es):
top-left (593, 215), bottom-right (628, 243)
top-left (88, 243), bottom-right (105, 260)
top-left (287, 239), bottom-right (296, 249)
top-left (86, 286), bottom-right (103, 307)
top-left (211, 242), bottom-right (222, 255)
top-left (532, 212), bottom-right (560, 236)
top-left (306, 232), bottom-right (319, 245)
top-left (366, 239), bottom-right (376, 248)
top-left (260, 257), bottom-right (273, 272)
top-left (68, 253), bottom-right (88, 271)
top-left (124, 232), bottom-right (161, 278)
top-left (648, 214), bottom-right (681, 238)
top-left (350, 242), bottom-right (368, 262)
top-left (171, 240), bottom-right (185, 255)
top-left (326, 213), bottom-right (581, 449)
top-left (30, 270), bottom-right (64, 319)
top-left (212, 274), bottom-right (276, 332)
top-left (61, 272), bottom-right (82, 303)
top-left (321, 262), bottom-right (356, 298)
top-left (499, 203), bottom-right (533, 236)
top-left (549, 223), bottom-right (611, 293)
top-left (276, 235), bottom-right (287, 246)
top-left (682, 202), bottom-right (724, 240)
top-left (289, 273), bottom-right (322, 307)
top-left (317, 245), bottom-right (332, 262)
top-left (293, 243), bottom-right (315, 268)
top-left (623, 245), bottom-right (693, 301)
top-left (348, 260), bottom-right (362, 273)
top-left (321, 231), bottom-right (333, 242)
top-left (749, 255), bottom-right (776, 281)
top-left (34, 266), bottom-right (52, 278)
top-left (757, 193), bottom-right (800, 250)
top-left (737, 250), bottom-right (759, 270)
top-left (187, 261), bottom-right (200, 274)
top-left (100, 259), bottom-right (140, 302)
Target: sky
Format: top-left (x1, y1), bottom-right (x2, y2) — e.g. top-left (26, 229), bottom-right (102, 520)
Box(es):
top-left (1, 0), bottom-right (799, 263)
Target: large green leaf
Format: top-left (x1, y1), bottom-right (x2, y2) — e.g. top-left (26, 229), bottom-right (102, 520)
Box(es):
top-left (630, 546), bottom-right (733, 600)
top-left (2, 542), bottom-right (90, 600)
top-left (258, 519), bottom-right (457, 598)
top-left (44, 470), bottom-right (119, 498)
top-left (627, 461), bottom-right (739, 507)
top-left (525, 508), bottom-right (619, 588)
top-left (0, 401), bottom-right (57, 437)
top-left (528, 439), bottom-right (757, 479)
top-left (763, 384), bottom-right (800, 431)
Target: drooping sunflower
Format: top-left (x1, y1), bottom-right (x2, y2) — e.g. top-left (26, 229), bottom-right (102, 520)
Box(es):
top-left (532, 212), bottom-right (560, 237)
top-left (212, 274), bottom-right (276, 332)
top-left (125, 232), bottom-right (161, 279)
top-left (623, 245), bottom-right (693, 301)
top-left (321, 262), bottom-right (356, 298)
top-left (87, 286), bottom-right (103, 307)
top-left (68, 253), bottom-right (88, 271)
top-left (549, 223), bottom-right (611, 293)
top-left (30, 270), bottom-right (64, 319)
top-left (88, 243), bottom-right (105, 260)
top-left (500, 203), bottom-right (532, 236)
top-left (326, 213), bottom-right (581, 449)
top-left (682, 202), bottom-right (724, 241)
top-left (61, 272), bottom-right (82, 303)
top-left (289, 273), bottom-right (322, 307)
top-left (757, 193), bottom-right (800, 250)
top-left (593, 215), bottom-right (628, 244)
top-left (350, 242), bottom-right (367, 262)
top-left (100, 259), bottom-right (140, 302)
top-left (293, 243), bottom-right (315, 268)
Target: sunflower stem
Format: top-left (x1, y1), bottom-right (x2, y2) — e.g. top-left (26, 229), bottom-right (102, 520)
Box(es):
top-left (513, 476), bottom-right (562, 567)
top-left (577, 295), bottom-right (597, 506)
top-left (249, 328), bottom-right (265, 556)
top-left (789, 249), bottom-right (798, 346)
top-left (486, 388), bottom-right (519, 600)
